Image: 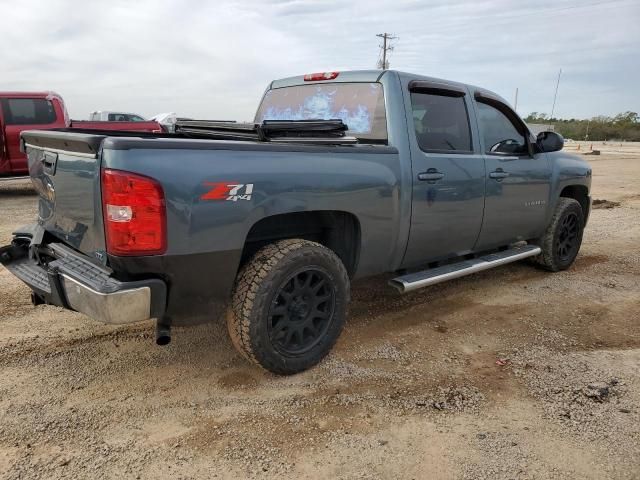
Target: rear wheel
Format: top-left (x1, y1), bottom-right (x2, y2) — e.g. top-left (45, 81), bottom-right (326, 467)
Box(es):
top-left (534, 197), bottom-right (585, 271)
top-left (227, 239), bottom-right (349, 375)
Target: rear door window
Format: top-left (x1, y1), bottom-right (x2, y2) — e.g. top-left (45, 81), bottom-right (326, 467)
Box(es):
top-left (410, 92), bottom-right (472, 153)
top-left (0, 98), bottom-right (57, 125)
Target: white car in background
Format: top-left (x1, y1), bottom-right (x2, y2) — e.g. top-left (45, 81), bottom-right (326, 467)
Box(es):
top-left (89, 111), bottom-right (147, 122)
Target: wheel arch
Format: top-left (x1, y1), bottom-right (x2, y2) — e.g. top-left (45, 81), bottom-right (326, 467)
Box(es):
top-left (240, 210), bottom-right (361, 278)
top-left (559, 184), bottom-right (590, 221)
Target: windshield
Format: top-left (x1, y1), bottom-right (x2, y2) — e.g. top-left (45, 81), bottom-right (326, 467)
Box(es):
top-left (255, 82), bottom-right (387, 142)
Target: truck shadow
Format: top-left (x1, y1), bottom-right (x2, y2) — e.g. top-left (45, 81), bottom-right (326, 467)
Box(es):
top-left (4, 251), bottom-right (632, 395)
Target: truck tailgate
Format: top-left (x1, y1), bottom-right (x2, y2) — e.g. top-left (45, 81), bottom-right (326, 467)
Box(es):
top-left (21, 130), bottom-right (107, 259)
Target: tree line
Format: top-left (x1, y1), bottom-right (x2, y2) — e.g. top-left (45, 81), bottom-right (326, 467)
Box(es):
top-left (524, 111), bottom-right (640, 141)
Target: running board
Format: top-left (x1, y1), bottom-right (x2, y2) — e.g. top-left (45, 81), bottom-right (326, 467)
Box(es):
top-left (389, 244), bottom-right (541, 294)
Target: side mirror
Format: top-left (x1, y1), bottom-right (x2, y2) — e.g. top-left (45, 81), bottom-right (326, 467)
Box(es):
top-left (536, 131), bottom-right (564, 153)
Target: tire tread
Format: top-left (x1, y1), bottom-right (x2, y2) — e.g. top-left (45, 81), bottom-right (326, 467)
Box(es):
top-left (227, 239), bottom-right (349, 374)
top-left (534, 197), bottom-right (583, 271)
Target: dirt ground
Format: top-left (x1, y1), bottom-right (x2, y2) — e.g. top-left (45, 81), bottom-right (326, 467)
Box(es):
top-left (0, 142), bottom-right (639, 479)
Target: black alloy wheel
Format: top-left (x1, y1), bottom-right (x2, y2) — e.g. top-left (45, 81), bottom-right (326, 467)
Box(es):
top-left (555, 211), bottom-right (579, 261)
top-left (533, 197), bottom-right (584, 272)
top-left (268, 268), bottom-right (335, 355)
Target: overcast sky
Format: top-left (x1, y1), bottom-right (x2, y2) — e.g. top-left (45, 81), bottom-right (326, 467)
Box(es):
top-left (2, 0), bottom-right (638, 120)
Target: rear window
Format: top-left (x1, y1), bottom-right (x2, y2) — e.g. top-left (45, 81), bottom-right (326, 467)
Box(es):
top-left (0, 98), bottom-right (57, 125)
top-left (255, 82), bottom-right (387, 142)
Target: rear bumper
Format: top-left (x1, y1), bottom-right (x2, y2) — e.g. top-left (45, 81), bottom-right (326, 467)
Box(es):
top-left (0, 236), bottom-right (166, 325)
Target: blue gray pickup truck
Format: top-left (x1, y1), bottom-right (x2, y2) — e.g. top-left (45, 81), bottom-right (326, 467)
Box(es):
top-left (0, 70), bottom-right (591, 374)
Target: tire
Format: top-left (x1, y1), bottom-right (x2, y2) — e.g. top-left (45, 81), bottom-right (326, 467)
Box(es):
top-left (227, 239), bottom-right (350, 375)
top-left (534, 197), bottom-right (585, 271)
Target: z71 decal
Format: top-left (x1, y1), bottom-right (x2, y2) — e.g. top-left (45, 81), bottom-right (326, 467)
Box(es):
top-left (201, 182), bottom-right (254, 202)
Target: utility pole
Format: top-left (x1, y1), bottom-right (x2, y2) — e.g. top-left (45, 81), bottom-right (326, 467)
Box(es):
top-left (376, 33), bottom-right (397, 70)
top-left (514, 87), bottom-right (518, 112)
top-left (550, 68), bottom-right (562, 119)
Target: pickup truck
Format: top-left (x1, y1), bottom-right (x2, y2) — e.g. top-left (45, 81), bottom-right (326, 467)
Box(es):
top-left (0, 70), bottom-right (592, 374)
top-left (0, 92), bottom-right (163, 178)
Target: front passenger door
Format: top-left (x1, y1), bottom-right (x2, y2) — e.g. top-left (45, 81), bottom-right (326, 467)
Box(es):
top-left (0, 97), bottom-right (59, 174)
top-left (473, 94), bottom-right (551, 250)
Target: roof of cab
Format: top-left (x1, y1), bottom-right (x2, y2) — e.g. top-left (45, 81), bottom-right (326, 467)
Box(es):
top-left (0, 91), bottom-right (61, 98)
top-left (270, 69), bottom-right (471, 89)
top-left (269, 69), bottom-right (509, 107)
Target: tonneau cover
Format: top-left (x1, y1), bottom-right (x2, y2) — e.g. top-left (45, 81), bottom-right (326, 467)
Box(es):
top-left (174, 119), bottom-right (356, 144)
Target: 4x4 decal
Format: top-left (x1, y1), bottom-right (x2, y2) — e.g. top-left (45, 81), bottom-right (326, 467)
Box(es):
top-left (201, 182), bottom-right (254, 202)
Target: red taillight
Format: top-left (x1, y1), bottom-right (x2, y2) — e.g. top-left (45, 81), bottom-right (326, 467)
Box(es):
top-left (101, 169), bottom-right (166, 256)
top-left (303, 72), bottom-right (339, 81)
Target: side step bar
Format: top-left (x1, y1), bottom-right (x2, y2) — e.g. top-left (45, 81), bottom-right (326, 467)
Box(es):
top-left (389, 244), bottom-right (541, 294)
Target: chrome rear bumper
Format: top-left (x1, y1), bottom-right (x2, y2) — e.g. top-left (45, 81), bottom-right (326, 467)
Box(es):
top-left (61, 275), bottom-right (153, 324)
top-left (0, 236), bottom-right (166, 325)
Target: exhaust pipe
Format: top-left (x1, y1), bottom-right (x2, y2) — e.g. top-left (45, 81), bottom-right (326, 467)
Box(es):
top-left (156, 321), bottom-right (171, 346)
top-left (31, 292), bottom-right (45, 306)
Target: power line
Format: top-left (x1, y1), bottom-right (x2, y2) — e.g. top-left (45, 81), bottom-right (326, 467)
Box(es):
top-left (480, 0), bottom-right (628, 22)
top-left (376, 33), bottom-right (397, 70)
top-left (392, 0), bottom-right (631, 43)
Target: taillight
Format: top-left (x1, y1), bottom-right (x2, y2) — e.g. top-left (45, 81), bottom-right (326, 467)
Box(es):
top-left (101, 169), bottom-right (166, 256)
top-left (303, 72), bottom-right (339, 81)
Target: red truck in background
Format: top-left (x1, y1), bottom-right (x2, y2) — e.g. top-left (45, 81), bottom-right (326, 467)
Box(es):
top-left (0, 92), bottom-right (162, 178)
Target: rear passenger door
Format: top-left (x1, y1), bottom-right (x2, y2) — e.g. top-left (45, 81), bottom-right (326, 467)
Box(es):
top-left (472, 92), bottom-right (552, 250)
top-left (401, 81), bottom-right (486, 268)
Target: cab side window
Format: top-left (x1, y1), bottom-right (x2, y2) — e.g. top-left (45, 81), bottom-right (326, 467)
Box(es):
top-left (476, 102), bottom-right (528, 155)
top-left (0, 98), bottom-right (57, 125)
top-left (410, 92), bottom-right (472, 153)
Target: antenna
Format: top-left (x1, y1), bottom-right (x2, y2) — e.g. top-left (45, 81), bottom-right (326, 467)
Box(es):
top-left (550, 68), bottom-right (562, 119)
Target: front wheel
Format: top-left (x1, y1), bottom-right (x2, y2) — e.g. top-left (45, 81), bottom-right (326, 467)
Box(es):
top-left (534, 197), bottom-right (585, 271)
top-left (227, 239), bottom-right (349, 375)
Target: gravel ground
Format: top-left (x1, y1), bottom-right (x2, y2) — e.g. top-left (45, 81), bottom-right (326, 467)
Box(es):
top-left (0, 148), bottom-right (639, 479)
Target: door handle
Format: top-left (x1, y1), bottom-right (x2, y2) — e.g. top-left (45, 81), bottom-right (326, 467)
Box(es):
top-left (489, 168), bottom-right (509, 181)
top-left (418, 169), bottom-right (445, 182)
top-left (42, 151), bottom-right (58, 175)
